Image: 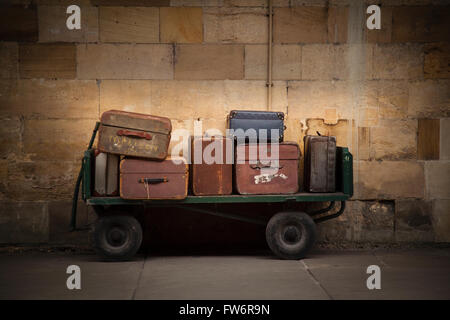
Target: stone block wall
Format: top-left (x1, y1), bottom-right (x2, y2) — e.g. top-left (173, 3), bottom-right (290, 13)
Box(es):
top-left (0, 0), bottom-right (449, 245)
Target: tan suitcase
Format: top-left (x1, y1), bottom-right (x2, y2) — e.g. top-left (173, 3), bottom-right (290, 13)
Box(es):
top-left (93, 150), bottom-right (119, 196)
top-left (98, 110), bottom-right (172, 160)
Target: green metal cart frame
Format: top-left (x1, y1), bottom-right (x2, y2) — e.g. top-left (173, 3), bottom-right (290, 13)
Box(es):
top-left (71, 122), bottom-right (353, 260)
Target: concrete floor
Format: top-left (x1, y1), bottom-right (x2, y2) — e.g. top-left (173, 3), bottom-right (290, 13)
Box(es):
top-left (0, 248), bottom-right (449, 300)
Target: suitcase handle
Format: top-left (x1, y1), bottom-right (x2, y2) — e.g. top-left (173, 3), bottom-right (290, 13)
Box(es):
top-left (139, 178), bottom-right (168, 184)
top-left (117, 129), bottom-right (152, 140)
top-left (250, 162), bottom-right (284, 170)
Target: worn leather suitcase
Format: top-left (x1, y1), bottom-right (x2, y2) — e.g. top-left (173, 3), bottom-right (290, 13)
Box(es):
top-left (93, 150), bottom-right (119, 196)
top-left (191, 137), bottom-right (233, 195)
top-left (304, 135), bottom-right (336, 193)
top-left (98, 110), bottom-right (172, 160)
top-left (235, 142), bottom-right (299, 195)
top-left (120, 157), bottom-right (188, 200)
top-left (227, 110), bottom-right (285, 142)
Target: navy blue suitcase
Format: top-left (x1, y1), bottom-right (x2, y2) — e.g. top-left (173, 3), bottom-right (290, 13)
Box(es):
top-left (227, 110), bottom-right (285, 142)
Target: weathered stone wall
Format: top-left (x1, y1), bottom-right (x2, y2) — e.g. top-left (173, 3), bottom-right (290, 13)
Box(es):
top-left (0, 0), bottom-right (449, 245)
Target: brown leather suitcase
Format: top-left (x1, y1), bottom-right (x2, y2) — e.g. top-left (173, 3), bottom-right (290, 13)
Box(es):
top-left (191, 137), bottom-right (233, 195)
top-left (303, 135), bottom-right (336, 192)
top-left (93, 150), bottom-right (119, 196)
top-left (120, 157), bottom-right (188, 200)
top-left (98, 110), bottom-right (172, 160)
top-left (235, 142), bottom-right (300, 195)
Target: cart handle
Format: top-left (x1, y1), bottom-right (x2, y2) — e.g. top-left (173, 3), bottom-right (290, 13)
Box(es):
top-left (71, 121), bottom-right (100, 231)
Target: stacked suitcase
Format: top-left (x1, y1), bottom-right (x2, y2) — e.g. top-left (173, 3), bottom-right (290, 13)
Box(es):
top-left (235, 142), bottom-right (300, 194)
top-left (95, 110), bottom-right (188, 200)
top-left (228, 110), bottom-right (300, 195)
top-left (228, 110), bottom-right (285, 142)
top-left (93, 109), bottom-right (337, 199)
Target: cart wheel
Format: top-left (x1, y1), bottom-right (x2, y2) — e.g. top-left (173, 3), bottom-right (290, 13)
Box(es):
top-left (92, 215), bottom-right (143, 261)
top-left (266, 211), bottom-right (316, 260)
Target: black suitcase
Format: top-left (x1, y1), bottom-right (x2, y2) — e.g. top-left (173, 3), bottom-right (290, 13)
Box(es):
top-left (227, 110), bottom-right (285, 142)
top-left (304, 135), bottom-right (336, 193)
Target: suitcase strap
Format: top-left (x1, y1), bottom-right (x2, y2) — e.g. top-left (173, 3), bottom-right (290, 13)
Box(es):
top-left (139, 178), bottom-right (168, 199)
top-left (117, 129), bottom-right (153, 140)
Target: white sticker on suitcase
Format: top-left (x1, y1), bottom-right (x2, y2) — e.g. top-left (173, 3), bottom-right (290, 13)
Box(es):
top-left (254, 173), bottom-right (287, 184)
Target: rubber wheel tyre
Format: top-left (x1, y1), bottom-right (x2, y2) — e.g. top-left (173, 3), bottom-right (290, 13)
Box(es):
top-left (266, 211), bottom-right (316, 260)
top-left (93, 215), bottom-right (143, 261)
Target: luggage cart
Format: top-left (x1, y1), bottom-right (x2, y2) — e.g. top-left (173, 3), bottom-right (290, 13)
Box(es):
top-left (71, 123), bottom-right (353, 261)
